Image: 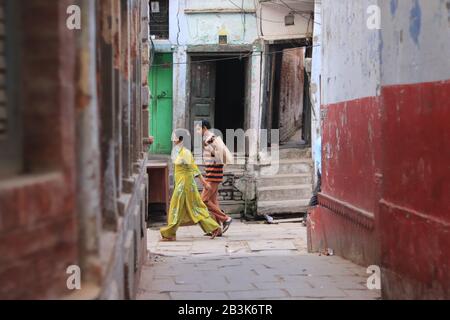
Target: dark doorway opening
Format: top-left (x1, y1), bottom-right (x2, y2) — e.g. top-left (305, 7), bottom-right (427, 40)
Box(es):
top-left (215, 58), bottom-right (246, 147)
top-left (189, 54), bottom-right (248, 153)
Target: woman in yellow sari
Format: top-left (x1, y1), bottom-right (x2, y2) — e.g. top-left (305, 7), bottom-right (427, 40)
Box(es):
top-left (160, 132), bottom-right (222, 241)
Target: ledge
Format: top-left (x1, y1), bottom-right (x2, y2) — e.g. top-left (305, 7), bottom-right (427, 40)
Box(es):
top-left (380, 199), bottom-right (450, 228)
top-left (0, 171), bottom-right (63, 192)
top-left (187, 44), bottom-right (254, 53)
top-left (318, 193), bottom-right (375, 230)
top-left (184, 8), bottom-right (256, 14)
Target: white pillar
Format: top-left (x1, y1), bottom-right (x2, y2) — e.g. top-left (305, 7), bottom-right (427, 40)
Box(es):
top-left (173, 46), bottom-right (188, 130)
top-left (311, 0), bottom-right (322, 181)
top-left (248, 46), bottom-right (262, 164)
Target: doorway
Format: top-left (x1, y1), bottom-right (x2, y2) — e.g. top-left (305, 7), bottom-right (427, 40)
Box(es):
top-left (262, 42), bottom-right (312, 147)
top-left (189, 54), bottom-right (248, 151)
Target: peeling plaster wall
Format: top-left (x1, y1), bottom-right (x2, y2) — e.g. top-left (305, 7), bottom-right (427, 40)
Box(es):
top-left (320, 0), bottom-right (382, 213)
top-left (309, 0), bottom-right (383, 268)
top-left (322, 0), bottom-right (381, 105)
top-left (169, 0), bottom-right (258, 46)
top-left (380, 0), bottom-right (450, 85)
top-left (310, 0), bottom-right (450, 299)
top-left (169, 0), bottom-right (314, 44)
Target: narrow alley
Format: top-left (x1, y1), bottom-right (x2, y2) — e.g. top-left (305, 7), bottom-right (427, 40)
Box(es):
top-left (0, 0), bottom-right (448, 303)
top-left (138, 222), bottom-right (380, 300)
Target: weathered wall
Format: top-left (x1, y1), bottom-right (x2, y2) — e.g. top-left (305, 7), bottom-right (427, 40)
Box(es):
top-left (279, 47), bottom-right (305, 142)
top-left (95, 0), bottom-right (150, 300)
top-left (258, 0), bottom-right (314, 41)
top-left (0, 0), bottom-right (151, 300)
top-left (157, 1), bottom-right (314, 219)
top-left (153, 0), bottom-right (313, 135)
top-left (310, 0), bottom-right (322, 179)
top-left (310, 0), bottom-right (450, 299)
top-left (166, 0), bottom-right (259, 133)
top-left (378, 0), bottom-right (450, 300)
top-left (174, 0), bottom-right (258, 45)
top-left (309, 0), bottom-right (382, 267)
top-left (0, 0), bottom-right (79, 299)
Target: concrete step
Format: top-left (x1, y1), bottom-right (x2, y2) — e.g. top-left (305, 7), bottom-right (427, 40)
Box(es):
top-left (221, 200), bottom-right (245, 217)
top-left (257, 173), bottom-right (312, 188)
top-left (260, 147), bottom-right (312, 162)
top-left (258, 185), bottom-right (312, 202)
top-left (279, 147), bottom-right (312, 160)
top-left (260, 159), bottom-right (313, 176)
top-left (257, 199), bottom-right (310, 215)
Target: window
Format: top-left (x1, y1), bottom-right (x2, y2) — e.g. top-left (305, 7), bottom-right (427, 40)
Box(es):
top-left (149, 0), bottom-right (169, 39)
top-left (0, 0), bottom-right (22, 179)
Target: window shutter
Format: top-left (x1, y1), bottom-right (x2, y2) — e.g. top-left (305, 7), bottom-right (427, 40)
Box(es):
top-left (0, 0), bottom-right (7, 140)
top-left (149, 0), bottom-right (169, 39)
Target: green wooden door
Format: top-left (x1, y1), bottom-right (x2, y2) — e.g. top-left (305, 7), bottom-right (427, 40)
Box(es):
top-left (149, 53), bottom-right (173, 154)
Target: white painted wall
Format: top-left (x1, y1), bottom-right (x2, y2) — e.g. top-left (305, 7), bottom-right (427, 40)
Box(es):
top-left (165, 0), bottom-right (314, 45)
top-left (257, 0), bottom-right (314, 41)
top-left (321, 0), bottom-right (381, 105)
top-left (320, 0), bottom-right (450, 105)
top-left (169, 0), bottom-right (258, 46)
top-left (380, 0), bottom-right (450, 86)
top-left (314, 0), bottom-right (450, 183)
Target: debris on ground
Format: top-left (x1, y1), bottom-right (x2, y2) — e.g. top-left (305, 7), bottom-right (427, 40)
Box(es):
top-left (263, 214), bottom-right (277, 224)
top-left (319, 248), bottom-right (334, 256)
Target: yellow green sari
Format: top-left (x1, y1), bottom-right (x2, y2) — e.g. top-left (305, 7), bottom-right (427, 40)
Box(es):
top-left (160, 146), bottom-right (220, 239)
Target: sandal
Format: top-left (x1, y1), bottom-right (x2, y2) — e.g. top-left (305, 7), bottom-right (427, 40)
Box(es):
top-left (222, 218), bottom-right (233, 234)
top-left (161, 236), bottom-right (176, 242)
top-left (210, 228), bottom-right (222, 240)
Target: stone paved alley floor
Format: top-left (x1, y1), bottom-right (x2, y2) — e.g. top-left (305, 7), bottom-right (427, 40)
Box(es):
top-left (137, 222), bottom-right (381, 300)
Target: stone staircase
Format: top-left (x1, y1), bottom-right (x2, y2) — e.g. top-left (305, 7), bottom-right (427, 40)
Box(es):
top-left (256, 147), bottom-right (313, 216)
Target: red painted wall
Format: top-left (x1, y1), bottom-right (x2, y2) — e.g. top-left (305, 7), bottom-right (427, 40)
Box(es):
top-left (322, 97), bottom-right (382, 213)
top-left (309, 97), bottom-right (382, 266)
top-left (379, 79), bottom-right (450, 299)
top-left (309, 79), bottom-right (450, 299)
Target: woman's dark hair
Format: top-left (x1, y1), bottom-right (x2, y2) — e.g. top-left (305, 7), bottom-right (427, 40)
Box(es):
top-left (201, 119), bottom-right (212, 130)
top-left (173, 129), bottom-right (188, 143)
